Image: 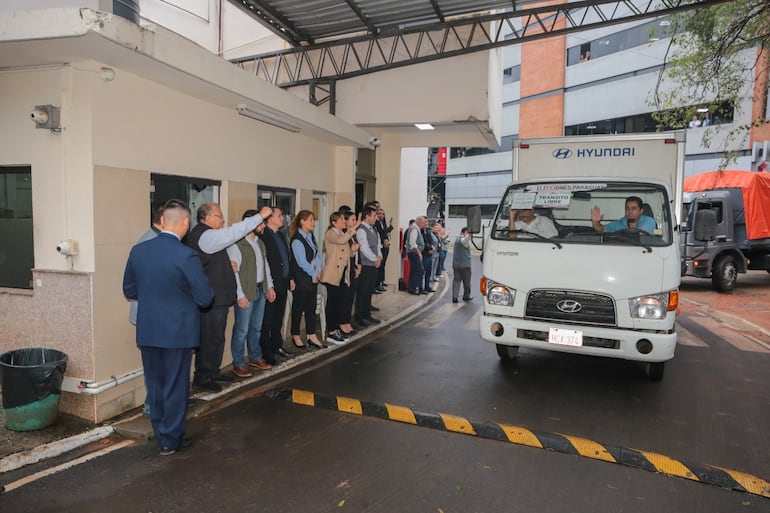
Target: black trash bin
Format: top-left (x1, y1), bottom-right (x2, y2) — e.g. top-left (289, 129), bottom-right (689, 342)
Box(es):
top-left (0, 348), bottom-right (68, 431)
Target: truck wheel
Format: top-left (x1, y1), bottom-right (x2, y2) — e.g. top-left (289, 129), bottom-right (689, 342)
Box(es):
top-left (712, 255), bottom-right (737, 292)
top-left (645, 362), bottom-right (665, 381)
top-left (496, 344), bottom-right (519, 360)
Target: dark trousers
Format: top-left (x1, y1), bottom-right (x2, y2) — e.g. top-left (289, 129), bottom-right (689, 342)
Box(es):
top-left (377, 246), bottom-right (390, 284)
top-left (261, 283), bottom-right (288, 355)
top-left (452, 267), bottom-right (472, 299)
top-left (141, 346), bottom-right (192, 450)
top-left (407, 252), bottom-right (423, 293)
top-left (355, 265), bottom-right (378, 320)
top-left (195, 304), bottom-right (229, 384)
top-left (324, 281), bottom-right (348, 332)
top-left (341, 272), bottom-right (358, 325)
top-left (422, 253), bottom-right (434, 291)
top-left (291, 285), bottom-right (318, 336)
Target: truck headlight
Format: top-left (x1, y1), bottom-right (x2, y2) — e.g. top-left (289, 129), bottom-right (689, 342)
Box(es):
top-left (629, 293), bottom-right (669, 319)
top-left (486, 281), bottom-right (516, 306)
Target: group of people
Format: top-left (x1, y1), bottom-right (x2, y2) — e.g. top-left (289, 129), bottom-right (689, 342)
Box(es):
top-left (403, 217), bottom-right (474, 304)
top-left (123, 198), bottom-right (395, 455)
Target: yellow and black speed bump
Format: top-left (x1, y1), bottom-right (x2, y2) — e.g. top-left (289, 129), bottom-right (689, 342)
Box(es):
top-left (264, 388), bottom-right (770, 499)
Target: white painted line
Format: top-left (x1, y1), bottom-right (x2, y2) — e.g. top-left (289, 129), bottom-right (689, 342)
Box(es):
top-left (2, 439), bottom-right (134, 494)
top-left (676, 325), bottom-right (709, 347)
top-left (0, 425), bottom-right (115, 474)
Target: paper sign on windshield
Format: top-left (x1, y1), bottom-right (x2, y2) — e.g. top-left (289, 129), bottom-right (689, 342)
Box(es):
top-left (535, 192), bottom-right (571, 208)
top-left (510, 192), bottom-right (537, 209)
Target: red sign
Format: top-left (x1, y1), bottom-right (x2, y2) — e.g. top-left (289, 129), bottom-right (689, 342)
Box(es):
top-left (437, 147), bottom-right (447, 175)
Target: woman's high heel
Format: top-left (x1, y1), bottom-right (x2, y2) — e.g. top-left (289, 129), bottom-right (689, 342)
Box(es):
top-left (292, 338), bottom-right (306, 349)
top-left (307, 338), bottom-right (327, 349)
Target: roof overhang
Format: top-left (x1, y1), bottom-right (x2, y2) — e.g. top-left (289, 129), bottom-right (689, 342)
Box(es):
top-left (0, 7), bottom-right (374, 148)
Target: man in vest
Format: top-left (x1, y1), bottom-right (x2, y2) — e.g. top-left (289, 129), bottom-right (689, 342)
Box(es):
top-left (452, 227), bottom-right (473, 303)
top-left (404, 216), bottom-right (426, 295)
top-left (354, 205), bottom-right (382, 326)
top-left (186, 202), bottom-right (272, 393)
top-left (226, 210), bottom-right (276, 378)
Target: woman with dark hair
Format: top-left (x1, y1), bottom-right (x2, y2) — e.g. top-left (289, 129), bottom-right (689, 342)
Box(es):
top-left (320, 211), bottom-right (361, 343)
top-left (339, 210), bottom-right (362, 336)
top-left (289, 210), bottom-right (326, 349)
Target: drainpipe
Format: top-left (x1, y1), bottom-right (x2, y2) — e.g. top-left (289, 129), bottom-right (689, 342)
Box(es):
top-left (61, 368), bottom-right (144, 395)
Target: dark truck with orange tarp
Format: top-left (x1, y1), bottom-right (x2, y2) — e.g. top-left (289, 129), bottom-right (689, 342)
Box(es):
top-left (680, 170), bottom-right (770, 291)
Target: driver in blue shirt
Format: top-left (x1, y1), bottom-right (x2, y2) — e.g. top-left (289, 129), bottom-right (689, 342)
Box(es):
top-left (591, 196), bottom-right (656, 234)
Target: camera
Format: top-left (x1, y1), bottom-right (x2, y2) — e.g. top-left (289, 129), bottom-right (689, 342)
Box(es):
top-left (369, 136), bottom-right (381, 147)
top-left (56, 239), bottom-right (78, 256)
top-left (30, 108), bottom-right (49, 125)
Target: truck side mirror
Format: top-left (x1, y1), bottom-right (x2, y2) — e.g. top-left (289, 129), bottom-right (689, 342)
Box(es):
top-left (467, 206), bottom-right (481, 234)
top-left (693, 209), bottom-right (717, 241)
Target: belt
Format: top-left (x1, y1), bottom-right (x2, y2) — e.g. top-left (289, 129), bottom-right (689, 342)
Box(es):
top-left (256, 282), bottom-right (263, 288)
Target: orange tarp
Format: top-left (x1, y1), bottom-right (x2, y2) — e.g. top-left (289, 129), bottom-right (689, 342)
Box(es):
top-left (684, 171), bottom-right (770, 240)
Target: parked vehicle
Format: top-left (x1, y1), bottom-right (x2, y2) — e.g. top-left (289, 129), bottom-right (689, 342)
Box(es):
top-left (680, 170), bottom-right (770, 292)
top-left (479, 132), bottom-right (686, 380)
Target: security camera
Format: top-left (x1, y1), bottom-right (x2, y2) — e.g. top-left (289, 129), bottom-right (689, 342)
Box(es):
top-left (369, 136), bottom-right (382, 147)
top-left (56, 239), bottom-right (78, 256)
top-left (30, 108), bottom-right (49, 125)
top-left (30, 105), bottom-right (61, 130)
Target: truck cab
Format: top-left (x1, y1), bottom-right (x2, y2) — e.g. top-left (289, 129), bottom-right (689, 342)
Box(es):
top-left (480, 133), bottom-right (685, 380)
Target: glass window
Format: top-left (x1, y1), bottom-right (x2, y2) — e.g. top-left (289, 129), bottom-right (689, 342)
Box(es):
top-left (503, 65), bottom-right (521, 84)
top-left (0, 166), bottom-right (33, 289)
top-left (491, 181), bottom-right (672, 246)
top-left (566, 18), bottom-right (673, 66)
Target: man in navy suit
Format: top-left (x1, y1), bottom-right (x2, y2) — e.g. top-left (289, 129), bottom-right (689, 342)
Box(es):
top-left (123, 199), bottom-right (214, 456)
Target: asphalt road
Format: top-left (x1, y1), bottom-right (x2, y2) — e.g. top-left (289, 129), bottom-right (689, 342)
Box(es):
top-left (2, 267), bottom-right (769, 513)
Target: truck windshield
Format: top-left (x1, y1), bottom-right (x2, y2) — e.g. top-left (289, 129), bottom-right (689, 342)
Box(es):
top-left (491, 181), bottom-right (672, 247)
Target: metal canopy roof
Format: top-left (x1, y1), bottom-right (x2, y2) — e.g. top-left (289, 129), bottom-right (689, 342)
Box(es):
top-left (230, 0), bottom-right (516, 46)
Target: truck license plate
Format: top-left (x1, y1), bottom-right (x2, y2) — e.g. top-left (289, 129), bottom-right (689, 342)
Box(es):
top-left (548, 328), bottom-right (583, 347)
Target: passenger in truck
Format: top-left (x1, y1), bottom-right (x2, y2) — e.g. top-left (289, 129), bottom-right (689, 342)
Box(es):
top-left (591, 196), bottom-right (656, 234)
top-left (507, 207), bottom-right (559, 239)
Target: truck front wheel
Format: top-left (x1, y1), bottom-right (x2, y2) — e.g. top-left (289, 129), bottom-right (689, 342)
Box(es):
top-left (496, 344), bottom-right (519, 360)
top-left (645, 362), bottom-right (665, 381)
top-left (712, 255), bottom-right (738, 292)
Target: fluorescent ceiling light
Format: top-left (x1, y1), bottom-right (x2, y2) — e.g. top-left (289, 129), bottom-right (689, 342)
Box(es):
top-left (414, 123), bottom-right (435, 130)
top-left (586, 125), bottom-right (597, 129)
top-left (236, 104), bottom-right (301, 133)
top-left (696, 108), bottom-right (709, 113)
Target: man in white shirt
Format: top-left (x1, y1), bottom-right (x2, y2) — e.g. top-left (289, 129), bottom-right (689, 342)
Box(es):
top-left (508, 208), bottom-right (559, 239)
top-left (226, 211), bottom-right (277, 377)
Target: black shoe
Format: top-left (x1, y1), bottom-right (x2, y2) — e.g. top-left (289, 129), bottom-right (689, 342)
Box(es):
top-left (276, 348), bottom-right (295, 358)
top-left (327, 330), bottom-right (346, 344)
top-left (160, 446), bottom-right (177, 456)
top-left (463, 296), bottom-right (474, 301)
top-left (373, 289), bottom-right (383, 294)
top-left (369, 306), bottom-right (380, 312)
top-left (426, 289), bottom-right (435, 293)
top-left (307, 338), bottom-right (328, 349)
top-left (355, 317), bottom-right (373, 327)
top-left (193, 380), bottom-right (222, 393)
top-left (420, 290), bottom-right (428, 295)
top-left (213, 373), bottom-right (234, 383)
top-left (364, 317), bottom-right (381, 324)
top-left (262, 356), bottom-right (278, 366)
top-left (375, 286), bottom-right (386, 293)
top-left (452, 298), bottom-right (459, 304)
top-left (408, 290), bottom-right (420, 295)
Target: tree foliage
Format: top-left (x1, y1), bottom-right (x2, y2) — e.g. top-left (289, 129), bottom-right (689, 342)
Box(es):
top-left (651, 0), bottom-right (770, 163)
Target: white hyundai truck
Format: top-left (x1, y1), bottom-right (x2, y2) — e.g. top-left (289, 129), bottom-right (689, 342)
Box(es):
top-left (479, 132), bottom-right (685, 380)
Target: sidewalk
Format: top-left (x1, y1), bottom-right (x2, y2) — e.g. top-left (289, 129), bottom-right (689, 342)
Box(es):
top-left (0, 277), bottom-right (446, 475)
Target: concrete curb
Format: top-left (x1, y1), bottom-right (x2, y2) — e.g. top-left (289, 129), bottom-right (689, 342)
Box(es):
top-left (0, 425), bottom-right (114, 474)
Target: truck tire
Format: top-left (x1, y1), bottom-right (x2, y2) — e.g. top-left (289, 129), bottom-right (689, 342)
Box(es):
top-left (712, 255), bottom-right (737, 292)
top-left (496, 344), bottom-right (519, 360)
top-left (645, 362), bottom-right (665, 381)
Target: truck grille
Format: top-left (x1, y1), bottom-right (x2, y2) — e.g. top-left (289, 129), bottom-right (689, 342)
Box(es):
top-left (525, 289), bottom-right (616, 326)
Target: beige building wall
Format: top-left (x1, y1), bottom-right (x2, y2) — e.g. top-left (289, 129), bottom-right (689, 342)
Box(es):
top-left (0, 63), bottom-right (356, 422)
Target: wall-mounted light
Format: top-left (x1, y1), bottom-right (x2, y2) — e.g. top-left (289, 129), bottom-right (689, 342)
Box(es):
top-left (236, 103), bottom-right (301, 133)
top-left (415, 123), bottom-right (435, 130)
top-left (30, 105), bottom-right (61, 131)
